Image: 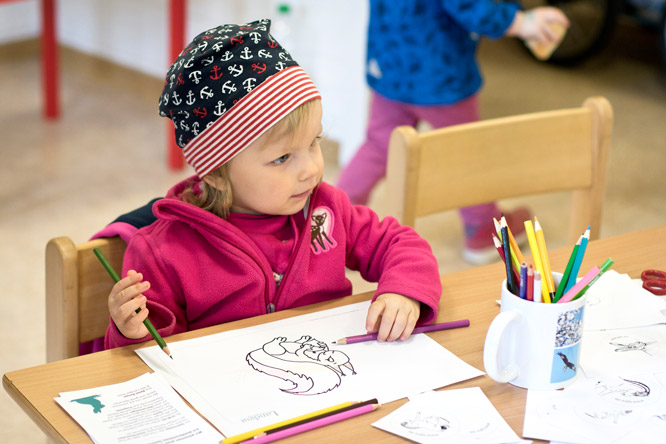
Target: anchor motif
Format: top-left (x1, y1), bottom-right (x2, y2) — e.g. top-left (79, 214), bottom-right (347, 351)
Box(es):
top-left (162, 94), bottom-right (169, 106)
top-left (251, 62), bottom-right (267, 74)
top-left (214, 101), bottom-right (226, 116)
top-left (179, 120), bottom-right (189, 131)
top-left (188, 70), bottom-right (202, 84)
top-left (220, 51), bottom-right (233, 61)
top-left (240, 47), bottom-right (252, 60)
top-left (199, 86), bottom-right (214, 99)
top-left (279, 52), bottom-right (291, 61)
top-left (201, 56), bottom-right (215, 66)
top-left (193, 107), bottom-right (207, 119)
top-left (197, 41), bottom-right (208, 52)
top-left (267, 39), bottom-right (278, 48)
top-left (276, 61), bottom-right (288, 71)
top-left (171, 91), bottom-right (182, 106)
top-left (249, 32), bottom-right (261, 44)
top-left (210, 65), bottom-right (224, 80)
top-left (177, 73), bottom-right (185, 85)
top-left (221, 80), bottom-right (237, 94)
top-left (212, 41), bottom-right (225, 52)
top-left (186, 90), bottom-right (196, 105)
top-left (183, 56), bottom-right (195, 69)
top-left (168, 74), bottom-right (175, 88)
top-left (243, 78), bottom-right (256, 92)
top-left (258, 49), bottom-right (273, 58)
top-left (230, 36), bottom-right (244, 46)
top-left (192, 121), bottom-right (200, 136)
top-left (228, 64), bottom-right (243, 77)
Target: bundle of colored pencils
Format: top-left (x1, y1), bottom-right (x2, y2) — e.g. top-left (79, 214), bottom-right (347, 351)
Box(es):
top-left (493, 215), bottom-right (613, 303)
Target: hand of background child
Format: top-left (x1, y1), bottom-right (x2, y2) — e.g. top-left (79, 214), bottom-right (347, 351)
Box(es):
top-left (108, 270), bottom-right (150, 339)
top-left (365, 293), bottom-right (421, 342)
top-left (508, 7), bottom-right (570, 45)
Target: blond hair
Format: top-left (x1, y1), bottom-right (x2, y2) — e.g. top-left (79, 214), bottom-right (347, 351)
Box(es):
top-left (182, 99), bottom-right (320, 218)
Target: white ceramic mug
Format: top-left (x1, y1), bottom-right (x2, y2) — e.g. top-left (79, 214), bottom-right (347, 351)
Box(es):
top-left (483, 273), bottom-right (586, 390)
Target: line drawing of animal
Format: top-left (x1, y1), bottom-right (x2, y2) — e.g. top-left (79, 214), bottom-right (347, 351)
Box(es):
top-left (609, 338), bottom-right (656, 355)
top-left (401, 411), bottom-right (450, 436)
top-left (595, 378), bottom-right (651, 399)
top-left (246, 335), bottom-right (356, 396)
top-left (556, 352), bottom-right (576, 372)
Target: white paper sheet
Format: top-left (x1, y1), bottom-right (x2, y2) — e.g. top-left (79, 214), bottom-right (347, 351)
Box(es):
top-left (372, 388), bottom-right (522, 444)
top-left (583, 270), bottom-right (666, 331)
top-left (523, 371), bottom-right (666, 444)
top-left (581, 325), bottom-right (666, 377)
top-left (136, 301), bottom-right (483, 437)
top-left (55, 372), bottom-right (223, 444)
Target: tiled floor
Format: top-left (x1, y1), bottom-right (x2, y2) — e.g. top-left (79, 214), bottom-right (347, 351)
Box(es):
top-left (2, 20), bottom-right (666, 443)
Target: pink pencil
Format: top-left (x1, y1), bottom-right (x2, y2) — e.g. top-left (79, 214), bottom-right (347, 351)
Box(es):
top-left (245, 403), bottom-right (379, 443)
top-left (333, 319), bottom-right (470, 344)
top-left (557, 266), bottom-right (600, 303)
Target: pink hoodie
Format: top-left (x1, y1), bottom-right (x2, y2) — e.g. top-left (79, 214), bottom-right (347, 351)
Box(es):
top-left (105, 177), bottom-right (442, 349)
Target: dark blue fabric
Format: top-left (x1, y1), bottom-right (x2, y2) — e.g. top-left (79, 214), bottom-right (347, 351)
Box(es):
top-left (112, 198), bottom-right (162, 228)
top-left (366, 0), bottom-right (520, 105)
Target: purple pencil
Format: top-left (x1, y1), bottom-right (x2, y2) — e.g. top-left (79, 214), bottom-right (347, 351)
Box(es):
top-left (332, 319), bottom-right (470, 345)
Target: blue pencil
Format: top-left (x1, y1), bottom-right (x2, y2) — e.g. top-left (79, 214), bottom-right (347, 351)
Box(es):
top-left (563, 226), bottom-right (590, 293)
top-left (519, 262), bottom-right (528, 299)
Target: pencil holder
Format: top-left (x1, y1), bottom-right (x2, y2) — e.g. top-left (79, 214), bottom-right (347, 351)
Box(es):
top-left (483, 273), bottom-right (587, 390)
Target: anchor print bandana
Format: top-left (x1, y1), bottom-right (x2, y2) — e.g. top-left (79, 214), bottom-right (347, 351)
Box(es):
top-left (159, 19), bottom-right (321, 177)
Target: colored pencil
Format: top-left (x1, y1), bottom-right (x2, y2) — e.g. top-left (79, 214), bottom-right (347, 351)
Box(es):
top-left (501, 215), bottom-right (518, 295)
top-left (571, 258), bottom-right (614, 301)
top-left (563, 226), bottom-right (590, 294)
top-left (557, 265), bottom-right (600, 303)
top-left (524, 219), bottom-right (548, 302)
top-left (492, 234), bottom-right (520, 284)
top-left (526, 264), bottom-right (534, 302)
top-left (533, 270), bottom-right (542, 303)
top-left (245, 403), bottom-right (379, 443)
top-left (554, 235), bottom-right (582, 302)
top-left (93, 248), bottom-right (172, 359)
top-left (333, 319), bottom-right (470, 344)
top-left (495, 217), bottom-right (522, 272)
top-left (222, 400), bottom-right (367, 444)
top-left (534, 218), bottom-right (555, 303)
top-left (261, 399), bottom-right (379, 434)
top-left (519, 262), bottom-right (528, 300)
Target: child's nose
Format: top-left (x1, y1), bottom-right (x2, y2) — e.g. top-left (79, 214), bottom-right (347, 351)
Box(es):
top-left (299, 153), bottom-right (320, 181)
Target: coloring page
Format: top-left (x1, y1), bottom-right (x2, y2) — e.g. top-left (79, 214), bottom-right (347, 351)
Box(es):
top-left (372, 388), bottom-right (521, 444)
top-left (136, 301), bottom-right (483, 437)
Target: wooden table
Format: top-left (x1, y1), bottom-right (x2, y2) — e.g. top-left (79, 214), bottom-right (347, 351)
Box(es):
top-left (5, 225), bottom-right (666, 443)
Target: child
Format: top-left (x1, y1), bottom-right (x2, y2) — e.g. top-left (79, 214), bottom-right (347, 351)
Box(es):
top-left (336, 1), bottom-right (570, 265)
top-left (105, 19), bottom-right (442, 350)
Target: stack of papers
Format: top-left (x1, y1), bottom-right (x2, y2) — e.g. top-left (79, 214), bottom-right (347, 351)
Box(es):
top-left (55, 372), bottom-right (222, 444)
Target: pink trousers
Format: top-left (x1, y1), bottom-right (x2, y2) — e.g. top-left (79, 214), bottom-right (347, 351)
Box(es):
top-left (336, 91), bottom-right (498, 228)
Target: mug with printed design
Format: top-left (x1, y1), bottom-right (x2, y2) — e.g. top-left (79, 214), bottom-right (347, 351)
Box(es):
top-left (483, 272), bottom-right (586, 390)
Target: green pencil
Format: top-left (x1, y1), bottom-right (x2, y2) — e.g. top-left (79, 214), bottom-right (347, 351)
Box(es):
top-left (93, 248), bottom-right (172, 359)
top-left (571, 258), bottom-right (614, 301)
top-left (553, 235), bottom-right (581, 303)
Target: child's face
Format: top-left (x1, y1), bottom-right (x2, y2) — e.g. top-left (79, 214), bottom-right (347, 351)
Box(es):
top-left (227, 101), bottom-right (324, 216)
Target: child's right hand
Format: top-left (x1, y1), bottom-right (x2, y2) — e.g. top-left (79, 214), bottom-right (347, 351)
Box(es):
top-left (509, 7), bottom-right (570, 45)
top-left (108, 270), bottom-right (150, 339)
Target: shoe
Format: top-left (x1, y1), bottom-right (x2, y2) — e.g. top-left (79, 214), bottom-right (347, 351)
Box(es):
top-left (462, 207), bottom-right (532, 265)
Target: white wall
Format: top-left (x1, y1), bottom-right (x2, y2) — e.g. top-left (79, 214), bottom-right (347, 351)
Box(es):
top-left (0, 0), bottom-right (369, 164)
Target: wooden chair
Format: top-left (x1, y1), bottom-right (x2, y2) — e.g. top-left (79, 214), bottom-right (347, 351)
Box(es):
top-left (45, 236), bottom-right (126, 362)
top-left (385, 96), bottom-right (613, 244)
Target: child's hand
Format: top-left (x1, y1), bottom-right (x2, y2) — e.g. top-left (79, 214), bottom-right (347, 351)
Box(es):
top-left (108, 270), bottom-right (150, 340)
top-left (366, 293), bottom-right (421, 342)
top-left (509, 7), bottom-right (570, 45)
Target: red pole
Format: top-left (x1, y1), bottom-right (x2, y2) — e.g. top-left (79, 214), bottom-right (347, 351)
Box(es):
top-left (167, 0), bottom-right (186, 170)
top-left (42, 0), bottom-right (59, 119)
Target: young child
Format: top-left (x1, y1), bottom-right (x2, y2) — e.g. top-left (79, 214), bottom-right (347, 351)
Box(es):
top-left (105, 19), bottom-right (442, 350)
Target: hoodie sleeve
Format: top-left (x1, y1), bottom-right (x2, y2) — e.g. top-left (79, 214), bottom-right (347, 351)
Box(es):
top-left (340, 192), bottom-right (442, 324)
top-left (441, 0), bottom-right (521, 39)
top-left (104, 231), bottom-right (186, 350)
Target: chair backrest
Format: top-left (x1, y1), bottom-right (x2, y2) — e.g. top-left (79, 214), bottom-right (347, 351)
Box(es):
top-left (45, 236), bottom-right (126, 362)
top-left (385, 96), bottom-right (613, 244)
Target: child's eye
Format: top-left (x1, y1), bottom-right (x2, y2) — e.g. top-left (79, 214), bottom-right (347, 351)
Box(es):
top-left (311, 136), bottom-right (322, 147)
top-left (271, 154), bottom-right (290, 165)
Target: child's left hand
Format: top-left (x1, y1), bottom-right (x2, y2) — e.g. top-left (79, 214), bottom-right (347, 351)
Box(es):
top-left (366, 293), bottom-right (421, 342)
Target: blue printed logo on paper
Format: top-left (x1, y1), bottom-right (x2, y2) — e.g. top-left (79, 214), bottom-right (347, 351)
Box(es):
top-left (550, 306), bottom-right (585, 383)
top-left (71, 395), bottom-right (105, 414)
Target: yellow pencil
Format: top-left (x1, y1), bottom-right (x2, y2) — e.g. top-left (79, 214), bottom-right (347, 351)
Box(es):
top-left (524, 219), bottom-right (549, 303)
top-left (221, 401), bottom-right (356, 444)
top-left (534, 218), bottom-right (555, 302)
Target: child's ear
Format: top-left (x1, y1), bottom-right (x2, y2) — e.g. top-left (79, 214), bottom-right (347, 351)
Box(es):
top-left (203, 175), bottom-right (227, 191)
